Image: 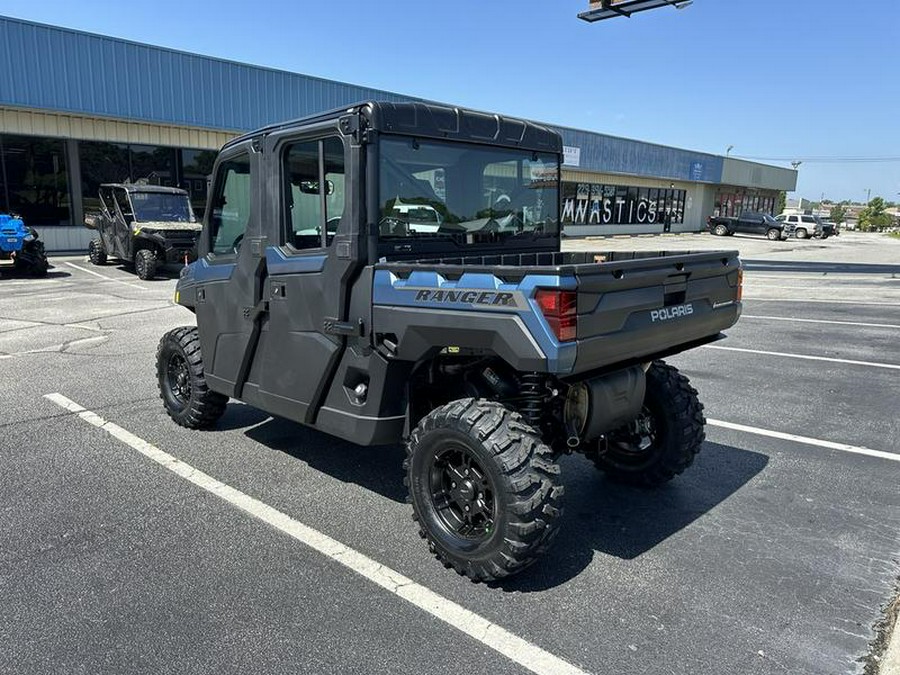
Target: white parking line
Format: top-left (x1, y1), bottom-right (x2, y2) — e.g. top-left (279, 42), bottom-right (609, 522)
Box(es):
top-left (704, 345), bottom-right (900, 371)
top-left (740, 315), bottom-right (900, 329)
top-left (43, 393), bottom-right (588, 675)
top-left (707, 419), bottom-right (900, 463)
top-left (741, 297), bottom-right (900, 306)
top-left (65, 262), bottom-right (149, 291)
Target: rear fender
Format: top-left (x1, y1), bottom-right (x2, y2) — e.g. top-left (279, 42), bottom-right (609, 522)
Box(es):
top-left (372, 269), bottom-right (577, 374)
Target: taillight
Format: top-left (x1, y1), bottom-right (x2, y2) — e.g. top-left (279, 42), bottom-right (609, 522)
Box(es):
top-left (535, 289), bottom-right (577, 342)
top-left (736, 267), bottom-right (743, 302)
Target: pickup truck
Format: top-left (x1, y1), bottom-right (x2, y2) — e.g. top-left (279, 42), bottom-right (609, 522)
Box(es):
top-left (707, 211), bottom-right (785, 240)
top-left (156, 101), bottom-right (743, 581)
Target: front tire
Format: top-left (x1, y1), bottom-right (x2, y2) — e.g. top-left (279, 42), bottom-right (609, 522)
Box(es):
top-left (88, 239), bottom-right (107, 265)
top-left (586, 361), bottom-right (705, 487)
top-left (766, 228), bottom-right (781, 240)
top-left (157, 326), bottom-right (228, 429)
top-left (405, 399), bottom-right (563, 582)
top-left (135, 248), bottom-right (158, 280)
top-left (795, 228), bottom-right (808, 239)
top-left (713, 224), bottom-right (728, 236)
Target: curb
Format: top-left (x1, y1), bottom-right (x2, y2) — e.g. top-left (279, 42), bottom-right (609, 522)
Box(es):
top-left (882, 616), bottom-right (900, 674)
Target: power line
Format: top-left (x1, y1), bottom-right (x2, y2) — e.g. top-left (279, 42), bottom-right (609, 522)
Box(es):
top-left (733, 155), bottom-right (900, 164)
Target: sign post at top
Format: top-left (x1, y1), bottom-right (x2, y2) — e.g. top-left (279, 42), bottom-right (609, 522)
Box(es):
top-left (578, 0), bottom-right (695, 23)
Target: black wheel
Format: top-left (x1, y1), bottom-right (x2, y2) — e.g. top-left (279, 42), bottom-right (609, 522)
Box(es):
top-left (405, 399), bottom-right (563, 582)
top-left (157, 326), bottom-right (228, 429)
top-left (713, 224), bottom-right (728, 236)
top-left (586, 361), bottom-right (705, 487)
top-left (135, 248), bottom-right (158, 280)
top-left (88, 239), bottom-right (107, 265)
top-left (766, 228), bottom-right (781, 240)
top-left (795, 228), bottom-right (808, 239)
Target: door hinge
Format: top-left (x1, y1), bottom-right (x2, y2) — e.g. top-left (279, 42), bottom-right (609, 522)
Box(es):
top-left (243, 300), bottom-right (269, 322)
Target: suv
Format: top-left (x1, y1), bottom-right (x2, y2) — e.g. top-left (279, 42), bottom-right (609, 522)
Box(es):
top-left (84, 184), bottom-right (201, 279)
top-left (156, 101), bottom-right (742, 581)
top-left (775, 213), bottom-right (822, 240)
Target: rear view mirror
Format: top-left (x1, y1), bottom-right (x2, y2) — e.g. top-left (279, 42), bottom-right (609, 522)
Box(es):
top-left (299, 179), bottom-right (334, 196)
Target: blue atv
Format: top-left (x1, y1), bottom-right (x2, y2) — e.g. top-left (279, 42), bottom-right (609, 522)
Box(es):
top-left (0, 214), bottom-right (49, 277)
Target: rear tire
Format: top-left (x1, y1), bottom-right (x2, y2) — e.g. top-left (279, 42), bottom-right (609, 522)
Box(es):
top-left (586, 361), bottom-right (705, 488)
top-left (795, 228), bottom-right (808, 239)
top-left (135, 248), bottom-right (158, 280)
top-left (88, 239), bottom-right (107, 266)
top-left (157, 326), bottom-right (228, 429)
top-left (405, 398), bottom-right (563, 582)
top-left (714, 224), bottom-right (728, 236)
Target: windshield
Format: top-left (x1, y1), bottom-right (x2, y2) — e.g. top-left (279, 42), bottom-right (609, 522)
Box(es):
top-left (379, 136), bottom-right (559, 251)
top-left (763, 214), bottom-right (777, 224)
top-left (129, 192), bottom-right (196, 223)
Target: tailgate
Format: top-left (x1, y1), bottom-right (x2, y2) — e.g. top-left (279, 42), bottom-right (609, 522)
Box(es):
top-left (573, 251), bottom-right (741, 374)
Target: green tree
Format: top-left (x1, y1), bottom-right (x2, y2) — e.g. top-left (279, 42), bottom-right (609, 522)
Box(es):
top-left (857, 197), bottom-right (893, 231)
top-left (776, 191), bottom-right (786, 214)
top-left (829, 204), bottom-right (847, 224)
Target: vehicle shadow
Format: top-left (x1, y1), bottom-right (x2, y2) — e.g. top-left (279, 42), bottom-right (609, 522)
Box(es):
top-left (0, 269), bottom-right (71, 280)
top-left (242, 413), bottom-right (407, 502)
top-left (231, 406), bottom-right (767, 591)
top-left (501, 441), bottom-right (769, 592)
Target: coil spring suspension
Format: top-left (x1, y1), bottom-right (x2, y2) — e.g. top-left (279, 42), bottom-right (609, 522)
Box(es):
top-left (520, 372), bottom-right (543, 428)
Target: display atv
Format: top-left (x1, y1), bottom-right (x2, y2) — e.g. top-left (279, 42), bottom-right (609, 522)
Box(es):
top-left (156, 101), bottom-right (743, 582)
top-left (0, 214), bottom-right (49, 277)
top-left (84, 184), bottom-right (201, 280)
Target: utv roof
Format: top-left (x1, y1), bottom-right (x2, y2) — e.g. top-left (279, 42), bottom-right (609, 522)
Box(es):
top-left (101, 184), bottom-right (188, 195)
top-left (222, 101), bottom-right (562, 155)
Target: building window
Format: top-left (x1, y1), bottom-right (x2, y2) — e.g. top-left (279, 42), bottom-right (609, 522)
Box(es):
top-left (561, 181), bottom-right (685, 227)
top-left (0, 134), bottom-right (71, 226)
top-left (180, 149), bottom-right (217, 216)
top-left (80, 141), bottom-right (204, 216)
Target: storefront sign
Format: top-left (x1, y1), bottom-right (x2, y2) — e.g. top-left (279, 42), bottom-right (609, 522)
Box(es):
top-left (561, 181), bottom-right (686, 226)
top-left (563, 146), bottom-right (581, 167)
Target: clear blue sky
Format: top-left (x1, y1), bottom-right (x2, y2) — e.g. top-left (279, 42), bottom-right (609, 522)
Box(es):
top-left (4, 0), bottom-right (899, 203)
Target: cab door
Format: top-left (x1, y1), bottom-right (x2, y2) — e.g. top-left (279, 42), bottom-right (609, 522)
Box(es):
top-left (192, 142), bottom-right (267, 399)
top-left (112, 188), bottom-right (136, 259)
top-left (253, 130), bottom-right (358, 425)
top-left (97, 186), bottom-right (119, 255)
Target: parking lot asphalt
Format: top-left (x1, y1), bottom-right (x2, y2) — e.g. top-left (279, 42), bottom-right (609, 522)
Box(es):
top-left (1, 232), bottom-right (899, 675)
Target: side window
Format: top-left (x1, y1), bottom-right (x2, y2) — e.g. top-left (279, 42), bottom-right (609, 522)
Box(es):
top-left (801, 215), bottom-right (815, 223)
top-left (99, 187), bottom-right (115, 216)
top-left (209, 154), bottom-right (252, 255)
top-left (113, 189), bottom-right (134, 223)
top-left (284, 137), bottom-right (345, 250)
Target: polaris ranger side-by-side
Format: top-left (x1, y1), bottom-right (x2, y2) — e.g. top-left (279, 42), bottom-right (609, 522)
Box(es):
top-left (84, 184), bottom-right (201, 280)
top-left (157, 102), bottom-right (743, 581)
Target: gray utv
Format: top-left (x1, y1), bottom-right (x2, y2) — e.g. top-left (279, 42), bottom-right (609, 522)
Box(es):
top-left (84, 184), bottom-right (201, 280)
top-left (156, 101), bottom-right (743, 581)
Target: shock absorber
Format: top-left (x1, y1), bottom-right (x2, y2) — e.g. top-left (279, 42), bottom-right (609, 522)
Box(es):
top-left (519, 372), bottom-right (543, 428)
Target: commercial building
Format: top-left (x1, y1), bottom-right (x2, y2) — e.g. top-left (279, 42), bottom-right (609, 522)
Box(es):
top-left (0, 16), bottom-right (796, 252)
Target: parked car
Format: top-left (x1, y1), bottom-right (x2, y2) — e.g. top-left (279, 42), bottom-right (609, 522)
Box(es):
top-left (84, 184), bottom-right (201, 280)
top-left (0, 213), bottom-right (49, 276)
top-left (775, 213), bottom-right (823, 240)
top-left (817, 219), bottom-right (837, 238)
top-left (707, 212), bottom-right (785, 240)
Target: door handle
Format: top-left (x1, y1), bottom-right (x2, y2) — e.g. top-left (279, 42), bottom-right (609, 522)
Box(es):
top-left (324, 317), bottom-right (364, 336)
